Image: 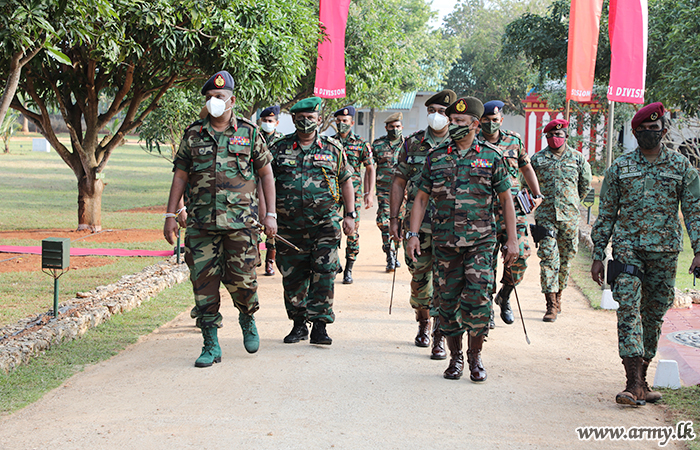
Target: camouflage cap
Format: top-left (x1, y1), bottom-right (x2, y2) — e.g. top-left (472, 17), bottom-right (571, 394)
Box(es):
top-left (424, 89), bottom-right (457, 107)
top-left (543, 119), bottom-right (569, 134)
top-left (385, 112), bottom-right (403, 123)
top-left (290, 97), bottom-right (323, 113)
top-left (201, 70), bottom-right (234, 94)
top-left (445, 97), bottom-right (484, 119)
top-left (632, 102), bottom-right (665, 129)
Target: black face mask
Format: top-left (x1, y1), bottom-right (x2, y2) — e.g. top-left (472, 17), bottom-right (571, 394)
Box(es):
top-left (635, 129), bottom-right (663, 150)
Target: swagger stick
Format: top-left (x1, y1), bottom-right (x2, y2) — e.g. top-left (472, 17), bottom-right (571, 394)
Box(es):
top-left (246, 217), bottom-right (302, 252)
top-left (505, 266), bottom-right (531, 345)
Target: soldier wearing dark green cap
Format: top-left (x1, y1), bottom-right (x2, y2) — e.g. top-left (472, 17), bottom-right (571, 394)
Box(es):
top-left (373, 112), bottom-right (405, 272)
top-left (591, 102), bottom-right (700, 406)
top-left (407, 96), bottom-right (518, 382)
top-left (269, 97), bottom-right (356, 345)
top-left (389, 89), bottom-right (455, 358)
top-left (258, 105), bottom-right (284, 276)
top-left (332, 106), bottom-right (376, 284)
top-left (164, 70), bottom-right (277, 367)
top-left (478, 100), bottom-right (544, 329)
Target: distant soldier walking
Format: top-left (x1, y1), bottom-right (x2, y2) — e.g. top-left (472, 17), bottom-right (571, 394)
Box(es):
top-left (259, 105), bottom-right (284, 276)
top-left (373, 113), bottom-right (405, 271)
top-left (591, 103), bottom-right (700, 406)
top-left (332, 106), bottom-right (376, 284)
top-left (270, 97), bottom-right (356, 346)
top-left (530, 119), bottom-right (591, 322)
top-left (163, 70), bottom-right (277, 367)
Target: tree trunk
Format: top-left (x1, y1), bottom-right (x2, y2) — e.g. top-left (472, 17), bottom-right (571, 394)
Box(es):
top-left (22, 116), bottom-right (28, 133)
top-left (369, 108), bottom-right (376, 142)
top-left (77, 176), bottom-right (104, 232)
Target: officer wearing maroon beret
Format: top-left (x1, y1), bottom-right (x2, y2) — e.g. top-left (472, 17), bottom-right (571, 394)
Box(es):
top-left (591, 102), bottom-right (700, 406)
top-left (530, 118), bottom-right (591, 322)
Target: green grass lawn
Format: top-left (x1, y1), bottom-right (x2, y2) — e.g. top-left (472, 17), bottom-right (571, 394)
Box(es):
top-left (0, 134), bottom-right (178, 327)
top-left (0, 133), bottom-right (173, 230)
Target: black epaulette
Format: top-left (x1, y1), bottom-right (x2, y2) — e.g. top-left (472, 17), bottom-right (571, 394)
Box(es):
top-left (480, 139), bottom-right (503, 154)
top-left (407, 129), bottom-right (425, 140)
top-left (372, 135), bottom-right (388, 146)
top-left (186, 119), bottom-right (204, 131)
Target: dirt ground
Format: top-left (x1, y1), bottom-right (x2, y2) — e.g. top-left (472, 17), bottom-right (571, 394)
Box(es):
top-left (0, 223), bottom-right (163, 273)
top-left (0, 208), bottom-right (687, 449)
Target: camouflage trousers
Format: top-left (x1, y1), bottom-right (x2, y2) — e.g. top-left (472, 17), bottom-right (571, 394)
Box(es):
top-left (276, 220), bottom-right (341, 323)
top-left (185, 227), bottom-right (260, 329)
top-left (434, 243), bottom-right (494, 338)
top-left (612, 246), bottom-right (678, 359)
top-left (536, 218), bottom-right (578, 294)
top-left (491, 222), bottom-right (531, 294)
top-left (402, 230), bottom-right (436, 313)
top-left (342, 182), bottom-right (362, 261)
top-left (375, 184), bottom-right (401, 252)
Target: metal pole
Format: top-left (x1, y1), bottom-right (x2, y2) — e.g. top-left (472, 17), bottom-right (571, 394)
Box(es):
top-left (53, 274), bottom-right (59, 317)
top-left (606, 101), bottom-right (615, 169)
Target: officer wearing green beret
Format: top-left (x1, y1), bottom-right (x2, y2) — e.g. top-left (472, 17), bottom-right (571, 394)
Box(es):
top-left (270, 97), bottom-right (356, 345)
top-left (164, 70), bottom-right (277, 367)
top-left (591, 102), bottom-right (700, 406)
top-left (332, 106), bottom-right (376, 284)
top-left (407, 97), bottom-right (518, 382)
top-left (389, 89), bottom-right (456, 358)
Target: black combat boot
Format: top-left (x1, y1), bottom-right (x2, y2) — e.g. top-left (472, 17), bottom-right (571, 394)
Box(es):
top-left (343, 258), bottom-right (354, 284)
top-left (495, 284), bottom-right (515, 325)
top-left (385, 248), bottom-right (396, 272)
top-left (443, 335), bottom-right (464, 380)
top-left (283, 317), bottom-right (308, 343)
top-left (310, 320), bottom-right (332, 345)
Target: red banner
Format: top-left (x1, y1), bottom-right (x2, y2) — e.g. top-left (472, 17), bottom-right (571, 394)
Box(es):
top-left (607, 0), bottom-right (648, 104)
top-left (566, 0), bottom-right (605, 102)
top-left (314, 0), bottom-right (351, 99)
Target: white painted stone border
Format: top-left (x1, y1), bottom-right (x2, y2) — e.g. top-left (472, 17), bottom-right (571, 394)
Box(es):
top-left (0, 256), bottom-right (189, 374)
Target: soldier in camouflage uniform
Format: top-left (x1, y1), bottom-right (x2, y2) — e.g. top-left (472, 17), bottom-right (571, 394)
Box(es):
top-left (407, 97), bottom-right (518, 382)
top-left (389, 90), bottom-right (455, 359)
top-left (332, 106), bottom-right (376, 285)
top-left (478, 100), bottom-right (544, 328)
top-left (164, 71), bottom-right (277, 367)
top-left (530, 119), bottom-right (591, 322)
top-left (591, 102), bottom-right (700, 406)
top-left (373, 114), bottom-right (405, 272)
top-left (270, 97), bottom-right (356, 346)
top-left (258, 105), bottom-right (284, 276)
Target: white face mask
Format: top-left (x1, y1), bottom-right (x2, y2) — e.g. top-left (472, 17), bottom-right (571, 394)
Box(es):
top-left (427, 112), bottom-right (449, 131)
top-left (206, 97), bottom-right (231, 118)
top-left (260, 122), bottom-right (276, 133)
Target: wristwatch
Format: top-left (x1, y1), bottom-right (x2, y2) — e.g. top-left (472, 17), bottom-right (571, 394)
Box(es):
top-left (533, 194), bottom-right (544, 199)
top-left (406, 231), bottom-right (419, 240)
top-left (345, 211), bottom-right (357, 219)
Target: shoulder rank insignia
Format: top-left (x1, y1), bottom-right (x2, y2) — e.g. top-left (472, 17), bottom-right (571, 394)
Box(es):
top-left (230, 136), bottom-right (250, 146)
top-left (471, 159), bottom-right (492, 168)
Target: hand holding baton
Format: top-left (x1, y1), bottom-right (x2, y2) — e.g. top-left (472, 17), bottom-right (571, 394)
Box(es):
top-left (245, 217), bottom-right (302, 252)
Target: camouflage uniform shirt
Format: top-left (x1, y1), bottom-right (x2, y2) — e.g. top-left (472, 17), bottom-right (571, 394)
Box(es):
top-left (263, 130), bottom-right (284, 147)
top-left (417, 139), bottom-right (511, 247)
top-left (333, 131), bottom-right (373, 188)
top-left (531, 145), bottom-right (592, 223)
top-left (173, 115), bottom-right (271, 230)
top-left (270, 133), bottom-right (354, 227)
top-left (592, 145), bottom-right (700, 260)
top-left (394, 129), bottom-right (444, 233)
top-left (373, 135), bottom-right (404, 192)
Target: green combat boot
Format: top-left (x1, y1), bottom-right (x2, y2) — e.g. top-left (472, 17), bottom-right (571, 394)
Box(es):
top-left (239, 312), bottom-right (260, 354)
top-left (195, 326), bottom-right (221, 368)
